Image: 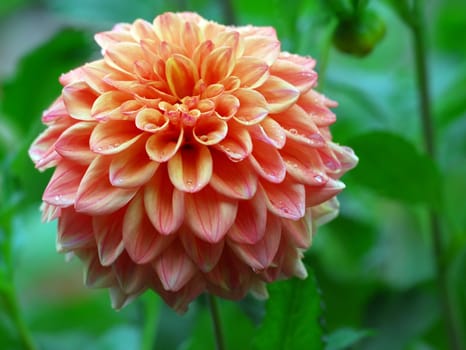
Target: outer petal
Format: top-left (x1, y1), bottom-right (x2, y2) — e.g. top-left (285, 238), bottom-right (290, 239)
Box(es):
top-left (185, 186), bottom-right (238, 243)
top-left (57, 208), bottom-right (94, 252)
top-left (62, 82), bottom-right (97, 121)
top-left (233, 88), bottom-right (268, 125)
top-left (105, 42), bottom-right (145, 74)
top-left (229, 213), bottom-right (281, 270)
top-left (256, 76), bottom-right (300, 114)
top-left (77, 250), bottom-right (116, 288)
top-left (270, 58), bottom-right (317, 93)
top-left (180, 229), bottom-right (224, 272)
top-left (75, 156), bottom-right (137, 215)
top-left (248, 118), bottom-right (286, 149)
top-left (112, 253), bottom-right (150, 295)
top-left (215, 121), bottom-right (252, 161)
top-left (281, 211), bottom-right (313, 249)
top-left (168, 143), bottom-right (212, 193)
top-left (249, 139), bottom-right (286, 183)
top-left (153, 241), bottom-right (197, 292)
top-left (90, 120), bottom-right (142, 155)
top-left (43, 162), bottom-right (86, 207)
top-left (242, 35), bottom-right (280, 65)
top-left (305, 178), bottom-right (345, 207)
top-left (232, 56), bottom-right (269, 89)
top-left (227, 193), bottom-right (267, 244)
top-left (91, 91), bottom-right (133, 121)
top-left (123, 192), bottom-right (174, 264)
top-left (93, 210), bottom-right (125, 266)
top-left (260, 177), bottom-right (305, 220)
top-left (144, 167), bottom-right (185, 235)
top-left (54, 122), bottom-right (96, 165)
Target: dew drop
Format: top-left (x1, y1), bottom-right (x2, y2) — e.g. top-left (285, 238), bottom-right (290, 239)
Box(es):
top-left (144, 123), bottom-right (157, 131)
top-left (200, 135), bottom-right (209, 142)
top-left (313, 174), bottom-right (324, 183)
top-left (54, 195), bottom-right (62, 202)
top-left (289, 128), bottom-right (298, 135)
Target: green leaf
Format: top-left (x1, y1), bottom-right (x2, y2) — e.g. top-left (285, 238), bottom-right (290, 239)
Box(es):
top-left (346, 131), bottom-right (441, 206)
top-left (448, 246), bottom-right (466, 349)
top-left (0, 0), bottom-right (29, 17)
top-left (436, 72), bottom-right (466, 128)
top-left (252, 270), bottom-right (323, 350)
top-left (324, 327), bottom-right (374, 350)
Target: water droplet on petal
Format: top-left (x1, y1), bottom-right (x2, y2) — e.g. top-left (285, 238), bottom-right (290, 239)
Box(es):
top-left (144, 123), bottom-right (157, 131)
top-left (313, 174), bottom-right (324, 183)
top-left (289, 128), bottom-right (298, 135)
top-left (200, 135), bottom-right (209, 142)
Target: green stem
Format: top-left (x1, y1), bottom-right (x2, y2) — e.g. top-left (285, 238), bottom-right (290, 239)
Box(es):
top-left (141, 293), bottom-right (161, 350)
top-left (410, 2), bottom-right (463, 350)
top-left (207, 294), bottom-right (225, 350)
top-left (220, 0), bottom-right (236, 25)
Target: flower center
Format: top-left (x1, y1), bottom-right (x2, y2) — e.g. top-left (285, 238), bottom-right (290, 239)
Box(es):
top-left (158, 95), bottom-right (215, 127)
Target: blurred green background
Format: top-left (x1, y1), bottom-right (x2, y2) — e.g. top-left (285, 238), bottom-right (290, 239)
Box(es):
top-left (0, 0), bottom-right (465, 349)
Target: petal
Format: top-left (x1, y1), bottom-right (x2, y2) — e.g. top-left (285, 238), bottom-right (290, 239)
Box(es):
top-left (249, 139), bottom-right (286, 183)
top-left (256, 76), bottom-right (300, 114)
top-left (105, 42), bottom-right (145, 74)
top-left (166, 54), bottom-right (199, 99)
top-left (153, 241), bottom-right (197, 292)
top-left (94, 29), bottom-right (134, 51)
top-left (210, 150), bottom-right (258, 200)
top-left (249, 117), bottom-right (286, 149)
top-left (90, 120), bottom-right (142, 155)
top-left (260, 177), bottom-right (305, 219)
top-left (75, 156), bottom-right (137, 215)
top-left (281, 138), bottom-right (329, 186)
top-left (91, 90), bottom-right (133, 121)
top-left (109, 137), bottom-right (159, 188)
top-left (153, 12), bottom-right (184, 45)
top-left (229, 213), bottom-right (281, 270)
top-left (272, 104), bottom-right (324, 147)
top-left (227, 192), bottom-right (267, 244)
top-left (242, 35), bottom-right (280, 65)
top-left (215, 121), bottom-right (252, 161)
top-left (193, 116), bottom-right (228, 145)
top-left (180, 230), bottom-right (224, 272)
top-left (93, 210), bottom-right (125, 266)
top-left (214, 94), bottom-right (239, 120)
top-left (270, 58), bottom-right (317, 93)
top-left (43, 162), bottom-right (87, 207)
top-left (55, 122), bottom-right (96, 165)
top-left (311, 197), bottom-right (340, 226)
top-left (146, 126), bottom-right (184, 162)
top-left (182, 20), bottom-right (203, 55)
top-left (201, 47), bottom-right (235, 85)
top-left (168, 143), bottom-right (212, 193)
top-left (298, 90), bottom-right (337, 127)
top-left (144, 167), bottom-right (185, 235)
top-left (81, 60), bottom-right (114, 94)
top-left (57, 208), bottom-right (94, 252)
top-left (130, 19), bottom-right (160, 42)
top-left (62, 82), bottom-right (98, 121)
top-left (281, 212), bottom-right (313, 249)
top-left (185, 186), bottom-right (238, 243)
top-left (232, 56), bottom-right (270, 88)
top-left (78, 250), bottom-right (116, 288)
top-left (305, 178), bottom-right (345, 207)
top-left (123, 192), bottom-right (175, 264)
top-left (112, 253), bottom-right (150, 295)
top-left (233, 88), bottom-right (268, 125)
top-left (29, 122), bottom-right (68, 170)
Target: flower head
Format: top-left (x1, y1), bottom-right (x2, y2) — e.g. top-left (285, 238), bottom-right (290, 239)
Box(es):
top-left (29, 12), bottom-right (357, 312)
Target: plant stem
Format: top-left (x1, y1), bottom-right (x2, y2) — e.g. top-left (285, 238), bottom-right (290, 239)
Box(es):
top-left (207, 294), bottom-right (225, 350)
top-left (220, 0), bottom-right (236, 25)
top-left (410, 2), bottom-right (463, 350)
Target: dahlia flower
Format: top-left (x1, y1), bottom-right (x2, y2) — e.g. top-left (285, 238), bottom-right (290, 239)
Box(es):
top-left (29, 12), bottom-right (357, 312)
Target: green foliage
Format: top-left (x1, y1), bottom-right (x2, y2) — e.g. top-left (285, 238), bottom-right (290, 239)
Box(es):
top-left (324, 327), bottom-right (374, 350)
top-left (346, 131), bottom-right (441, 206)
top-left (252, 271), bottom-right (323, 350)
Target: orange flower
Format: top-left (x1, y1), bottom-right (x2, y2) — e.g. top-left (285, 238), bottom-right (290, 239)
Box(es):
top-left (29, 12), bottom-right (357, 312)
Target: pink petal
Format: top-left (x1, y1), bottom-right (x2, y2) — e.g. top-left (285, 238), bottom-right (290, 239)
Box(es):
top-left (62, 82), bottom-right (98, 121)
top-left (91, 90), bottom-right (133, 121)
top-left (201, 47), bottom-right (235, 85)
top-left (112, 253), bottom-right (150, 295)
top-left (109, 137), bottom-right (159, 188)
top-left (193, 116), bottom-right (228, 145)
top-left (153, 12), bottom-right (184, 45)
top-left (249, 139), bottom-right (286, 183)
top-left (281, 138), bottom-right (329, 186)
top-left (123, 192), bottom-right (175, 264)
top-left (242, 35), bottom-right (280, 65)
top-left (81, 60), bottom-right (114, 94)
top-left (93, 210), bottom-right (125, 266)
top-left (281, 213), bottom-right (313, 249)
top-left (227, 192), bottom-right (267, 244)
top-left (94, 29), bottom-right (135, 51)
top-left (298, 90), bottom-right (337, 127)
top-left (105, 42), bottom-right (145, 74)
top-left (257, 76), bottom-right (300, 114)
top-left (210, 150), bottom-right (258, 200)
top-left (233, 88), bottom-right (268, 125)
top-left (180, 229), bottom-right (224, 272)
top-left (270, 58), bottom-right (317, 94)
top-left (55, 122), bottom-right (96, 165)
top-left (145, 126), bottom-right (184, 162)
top-left (214, 120), bottom-right (252, 161)
top-left (166, 54), bottom-right (199, 99)
top-left (43, 162), bottom-right (86, 207)
top-left (229, 213), bottom-right (281, 270)
top-left (153, 241), bottom-right (197, 292)
top-left (90, 120), bottom-right (142, 155)
top-left (232, 56), bottom-right (269, 89)
top-left (185, 186), bottom-right (238, 243)
top-left (75, 156), bottom-right (137, 215)
top-left (78, 250), bottom-right (116, 288)
top-left (260, 177), bottom-right (305, 219)
top-left (29, 122), bottom-right (69, 170)
top-left (306, 178), bottom-right (345, 207)
top-left (272, 104), bottom-right (324, 147)
top-left (214, 93), bottom-right (239, 120)
top-left (130, 19), bottom-right (159, 42)
top-left (249, 117), bottom-right (286, 149)
top-left (57, 208), bottom-right (94, 252)
top-left (144, 167), bottom-right (185, 235)
top-left (167, 143), bottom-right (212, 193)
top-left (181, 21), bottom-right (203, 55)
top-left (212, 31), bottom-right (243, 58)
